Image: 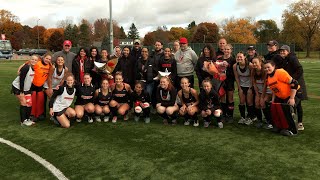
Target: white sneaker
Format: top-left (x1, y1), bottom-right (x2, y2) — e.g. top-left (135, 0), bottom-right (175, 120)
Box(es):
top-left (218, 122), bottom-right (223, 129)
top-left (112, 116), bottom-right (117, 123)
top-left (251, 117), bottom-right (258, 122)
top-left (297, 123), bottom-right (304, 131)
top-left (238, 117), bottom-right (246, 124)
top-left (193, 120), bottom-right (199, 127)
top-left (95, 116), bottom-right (101, 122)
top-left (76, 119), bottom-right (82, 123)
top-left (124, 115), bottom-right (129, 121)
top-left (144, 117), bottom-right (150, 123)
top-left (134, 116), bottom-right (139, 122)
top-left (245, 118), bottom-right (253, 125)
top-left (103, 116), bottom-right (109, 122)
top-left (21, 119), bottom-right (33, 126)
top-left (184, 120), bottom-right (190, 126)
top-left (88, 117), bottom-right (94, 123)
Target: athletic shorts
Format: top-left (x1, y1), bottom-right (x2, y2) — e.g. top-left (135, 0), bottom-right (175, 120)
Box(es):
top-left (224, 79), bottom-right (235, 91)
top-left (11, 85), bottom-right (21, 95)
top-left (54, 108), bottom-right (68, 117)
top-left (240, 86), bottom-right (252, 96)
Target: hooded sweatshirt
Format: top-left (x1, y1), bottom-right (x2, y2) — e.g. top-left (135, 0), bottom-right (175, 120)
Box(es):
top-left (174, 47), bottom-right (198, 77)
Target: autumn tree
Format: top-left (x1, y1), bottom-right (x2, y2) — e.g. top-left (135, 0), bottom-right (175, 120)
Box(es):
top-left (187, 20), bottom-right (197, 39)
top-left (127, 23), bottom-right (139, 39)
top-left (222, 18), bottom-right (257, 44)
top-left (56, 17), bottom-right (73, 29)
top-left (47, 30), bottom-right (64, 52)
top-left (0, 9), bottom-right (23, 49)
top-left (93, 18), bottom-right (108, 41)
top-left (254, 20), bottom-right (280, 43)
top-left (169, 27), bottom-right (190, 41)
top-left (143, 32), bottom-right (155, 46)
top-left (280, 13), bottom-right (304, 50)
top-left (30, 25), bottom-right (46, 48)
top-left (43, 28), bottom-right (64, 45)
top-left (191, 22), bottom-right (219, 43)
top-left (282, 0), bottom-right (320, 57)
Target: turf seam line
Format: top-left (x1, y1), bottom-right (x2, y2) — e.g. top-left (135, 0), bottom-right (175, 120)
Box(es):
top-left (0, 137), bottom-right (68, 180)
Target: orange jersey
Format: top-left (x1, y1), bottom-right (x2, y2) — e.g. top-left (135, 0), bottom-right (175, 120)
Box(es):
top-left (33, 60), bottom-right (51, 87)
top-left (267, 69), bottom-right (292, 99)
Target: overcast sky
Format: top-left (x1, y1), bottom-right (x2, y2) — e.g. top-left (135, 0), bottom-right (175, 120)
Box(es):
top-left (2, 0), bottom-right (297, 36)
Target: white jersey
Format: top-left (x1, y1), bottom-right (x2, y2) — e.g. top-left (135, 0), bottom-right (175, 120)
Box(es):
top-left (12, 66), bottom-right (35, 91)
top-left (43, 67), bottom-right (65, 89)
top-left (236, 63), bottom-right (251, 88)
top-left (255, 79), bottom-right (272, 94)
top-left (53, 87), bottom-right (75, 112)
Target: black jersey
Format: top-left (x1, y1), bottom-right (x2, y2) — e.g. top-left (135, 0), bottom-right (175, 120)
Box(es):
top-left (95, 88), bottom-right (112, 106)
top-left (156, 87), bottom-right (177, 107)
top-left (131, 90), bottom-right (151, 104)
top-left (112, 84), bottom-right (131, 104)
top-left (75, 84), bottom-right (95, 105)
top-left (181, 88), bottom-right (196, 106)
top-left (199, 89), bottom-right (220, 110)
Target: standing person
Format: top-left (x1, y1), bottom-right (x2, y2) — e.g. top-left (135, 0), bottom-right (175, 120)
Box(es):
top-left (156, 76), bottom-right (179, 125)
top-left (178, 77), bottom-right (200, 127)
top-left (174, 37), bottom-right (198, 89)
top-left (111, 46), bottom-right (122, 58)
top-left (233, 52), bottom-right (254, 125)
top-left (217, 44), bottom-right (236, 122)
top-left (113, 46), bottom-right (136, 88)
top-left (150, 41), bottom-right (164, 63)
top-left (74, 73), bottom-right (95, 123)
top-left (49, 74), bottom-right (77, 128)
top-left (199, 79), bottom-right (223, 128)
top-left (195, 44), bottom-right (216, 87)
top-left (89, 46), bottom-right (102, 88)
top-left (278, 45), bottom-right (307, 131)
top-left (30, 53), bottom-right (52, 121)
top-left (251, 56), bottom-right (273, 129)
top-left (52, 40), bottom-right (76, 72)
top-left (12, 55), bottom-right (38, 126)
top-left (94, 79), bottom-right (112, 122)
top-left (130, 39), bottom-right (142, 62)
top-left (246, 46), bottom-right (258, 63)
top-left (109, 72), bottom-right (132, 123)
top-left (44, 56), bottom-right (68, 98)
top-left (172, 40), bottom-right (180, 55)
top-left (72, 47), bottom-right (94, 85)
top-left (136, 47), bottom-right (158, 98)
top-left (264, 40), bottom-right (283, 68)
top-left (265, 60), bottom-right (299, 136)
top-left (131, 81), bottom-right (151, 123)
top-left (158, 48), bottom-right (177, 83)
top-left (216, 38), bottom-right (227, 58)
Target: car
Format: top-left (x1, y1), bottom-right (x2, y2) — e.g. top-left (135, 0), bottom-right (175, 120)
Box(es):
top-left (29, 49), bottom-right (48, 56)
top-left (17, 49), bottom-right (30, 55)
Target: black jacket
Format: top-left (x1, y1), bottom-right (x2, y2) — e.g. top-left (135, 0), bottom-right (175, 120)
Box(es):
top-left (195, 56), bottom-right (215, 85)
top-left (136, 57), bottom-right (158, 83)
top-left (114, 55), bottom-right (136, 86)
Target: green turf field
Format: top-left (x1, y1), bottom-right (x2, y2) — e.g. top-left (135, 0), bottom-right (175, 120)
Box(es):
top-left (0, 60), bottom-right (319, 179)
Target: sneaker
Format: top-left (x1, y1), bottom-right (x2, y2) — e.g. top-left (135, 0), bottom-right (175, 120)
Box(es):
top-left (112, 116), bottom-right (117, 123)
top-left (245, 118), bottom-right (253, 125)
top-left (95, 116), bottom-right (102, 122)
top-left (297, 123), bottom-right (304, 131)
top-left (251, 116), bottom-right (258, 122)
top-left (103, 116), bottom-right (110, 122)
top-left (280, 129), bottom-right (294, 136)
top-left (76, 118), bottom-right (82, 123)
top-left (218, 122), bottom-right (223, 129)
top-left (134, 116), bottom-right (139, 122)
top-left (163, 119), bottom-right (168, 125)
top-left (184, 120), bottom-right (190, 126)
top-left (193, 120), bottom-right (199, 127)
top-left (238, 117), bottom-right (246, 124)
top-left (204, 121), bottom-right (210, 128)
top-left (21, 119), bottom-right (33, 126)
top-left (88, 117), bottom-right (94, 123)
top-left (264, 124), bottom-right (273, 129)
top-left (172, 119), bottom-right (177, 125)
top-left (50, 116), bottom-right (60, 125)
top-left (124, 114), bottom-right (129, 121)
top-left (144, 117), bottom-right (150, 123)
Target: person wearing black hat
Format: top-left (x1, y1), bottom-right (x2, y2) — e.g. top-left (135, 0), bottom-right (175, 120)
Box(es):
top-left (279, 45), bottom-right (307, 131)
top-left (246, 46), bottom-right (258, 63)
top-left (264, 40), bottom-right (283, 68)
top-left (130, 39), bottom-right (142, 62)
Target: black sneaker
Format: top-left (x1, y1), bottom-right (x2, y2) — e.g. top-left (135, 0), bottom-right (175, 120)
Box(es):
top-left (280, 129), bottom-right (294, 136)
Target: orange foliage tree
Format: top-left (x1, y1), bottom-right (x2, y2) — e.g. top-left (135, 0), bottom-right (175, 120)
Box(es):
top-left (222, 18), bottom-right (257, 44)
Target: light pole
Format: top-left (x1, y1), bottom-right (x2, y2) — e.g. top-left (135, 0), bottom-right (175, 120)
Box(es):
top-left (37, 19), bottom-right (40, 49)
top-left (109, 0), bottom-right (113, 53)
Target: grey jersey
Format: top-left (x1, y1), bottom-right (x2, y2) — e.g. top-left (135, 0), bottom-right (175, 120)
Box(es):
top-left (12, 66), bottom-right (34, 91)
top-left (255, 79), bottom-right (272, 94)
top-left (236, 63), bottom-right (251, 88)
top-left (43, 67), bottom-right (65, 89)
top-left (53, 87), bottom-right (75, 112)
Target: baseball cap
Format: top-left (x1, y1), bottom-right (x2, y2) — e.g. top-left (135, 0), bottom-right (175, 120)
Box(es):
top-left (134, 39), bottom-right (140, 45)
top-left (279, 45), bottom-right (290, 52)
top-left (179, 37), bottom-right (188, 44)
top-left (267, 40), bottom-right (278, 46)
top-left (63, 40), bottom-right (72, 46)
top-left (247, 45), bottom-right (256, 50)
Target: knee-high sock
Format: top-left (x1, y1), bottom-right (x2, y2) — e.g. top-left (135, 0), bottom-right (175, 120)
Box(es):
top-left (142, 107), bottom-right (150, 118)
top-left (203, 116), bottom-right (210, 122)
top-left (255, 108), bottom-right (263, 121)
top-left (227, 102), bottom-right (234, 117)
top-left (110, 106), bottom-right (118, 117)
top-left (31, 91), bottom-right (37, 117)
top-left (20, 105), bottom-right (27, 122)
top-left (221, 102), bottom-right (227, 117)
top-left (296, 101), bottom-right (303, 123)
top-left (168, 111), bottom-right (177, 120)
top-left (263, 101), bottom-right (272, 124)
top-left (247, 105), bottom-right (254, 118)
top-left (190, 114), bottom-right (198, 121)
top-left (239, 104), bottom-right (246, 118)
top-left (184, 113), bottom-right (190, 121)
top-left (159, 112), bottom-right (168, 120)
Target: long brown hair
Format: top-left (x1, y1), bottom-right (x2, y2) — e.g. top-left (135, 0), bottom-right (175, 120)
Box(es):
top-left (252, 56), bottom-right (266, 80)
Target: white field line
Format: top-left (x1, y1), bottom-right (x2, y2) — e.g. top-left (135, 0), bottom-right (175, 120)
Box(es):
top-left (0, 137), bottom-right (68, 180)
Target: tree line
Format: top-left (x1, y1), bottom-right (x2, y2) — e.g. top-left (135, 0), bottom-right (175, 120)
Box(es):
top-left (0, 0), bottom-right (319, 57)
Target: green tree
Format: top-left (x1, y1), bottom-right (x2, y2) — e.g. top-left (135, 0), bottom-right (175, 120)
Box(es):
top-left (78, 19), bottom-right (92, 47)
top-left (119, 26), bottom-right (127, 39)
top-left (282, 0), bottom-right (320, 57)
top-left (127, 23), bottom-right (139, 39)
top-left (101, 36), bottom-right (110, 50)
top-left (254, 20), bottom-right (280, 43)
top-left (47, 30), bottom-right (64, 52)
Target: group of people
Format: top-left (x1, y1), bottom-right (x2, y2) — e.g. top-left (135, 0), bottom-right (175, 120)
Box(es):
top-left (12, 37), bottom-right (307, 136)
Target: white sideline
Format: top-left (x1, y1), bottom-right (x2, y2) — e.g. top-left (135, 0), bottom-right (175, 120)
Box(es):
top-left (0, 137), bottom-right (68, 180)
